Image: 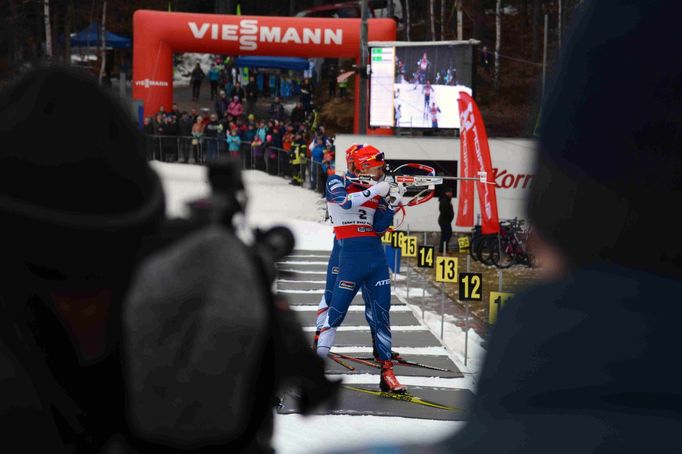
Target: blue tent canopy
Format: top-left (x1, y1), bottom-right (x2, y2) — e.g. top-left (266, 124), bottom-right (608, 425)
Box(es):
top-left (234, 56), bottom-right (309, 71)
top-left (70, 22), bottom-right (131, 49)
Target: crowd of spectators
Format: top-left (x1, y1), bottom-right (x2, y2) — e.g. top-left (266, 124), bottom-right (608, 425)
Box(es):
top-left (185, 56), bottom-right (317, 104)
top-left (142, 65), bottom-right (336, 191)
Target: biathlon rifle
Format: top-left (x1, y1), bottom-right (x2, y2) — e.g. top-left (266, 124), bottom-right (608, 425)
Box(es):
top-left (359, 163), bottom-right (494, 208)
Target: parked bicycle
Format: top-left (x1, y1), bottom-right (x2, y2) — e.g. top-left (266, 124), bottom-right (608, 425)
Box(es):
top-left (490, 219), bottom-right (535, 268)
top-left (469, 219), bottom-right (536, 268)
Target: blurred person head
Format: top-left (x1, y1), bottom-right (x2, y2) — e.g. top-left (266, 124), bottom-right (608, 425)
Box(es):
top-left (529, 1), bottom-right (682, 279)
top-left (0, 64), bottom-right (165, 358)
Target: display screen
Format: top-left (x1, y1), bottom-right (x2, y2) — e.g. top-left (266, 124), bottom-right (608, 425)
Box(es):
top-left (369, 43), bottom-right (474, 129)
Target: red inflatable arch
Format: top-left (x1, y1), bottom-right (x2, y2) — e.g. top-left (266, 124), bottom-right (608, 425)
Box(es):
top-left (133, 10), bottom-right (396, 133)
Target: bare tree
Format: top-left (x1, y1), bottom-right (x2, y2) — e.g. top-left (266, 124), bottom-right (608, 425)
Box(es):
top-left (532, 0), bottom-right (540, 61)
top-left (64, 0), bottom-right (73, 63)
top-left (558, 0), bottom-right (562, 50)
top-left (440, 0), bottom-right (446, 40)
top-left (495, 0), bottom-right (501, 90)
top-left (471, 0), bottom-right (485, 40)
top-left (44, 0), bottom-right (53, 57)
top-left (99, 0), bottom-right (106, 84)
top-left (429, 0), bottom-right (436, 40)
top-left (457, 0), bottom-right (463, 40)
top-left (7, 0), bottom-right (23, 65)
top-left (404, 0), bottom-right (411, 40)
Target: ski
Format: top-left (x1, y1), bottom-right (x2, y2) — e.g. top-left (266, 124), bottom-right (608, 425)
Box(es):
top-left (328, 353), bottom-right (355, 371)
top-left (343, 385), bottom-right (459, 412)
top-left (355, 355), bottom-right (455, 373)
top-left (331, 352), bottom-right (381, 369)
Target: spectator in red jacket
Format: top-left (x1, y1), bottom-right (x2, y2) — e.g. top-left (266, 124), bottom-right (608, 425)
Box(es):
top-left (227, 96), bottom-right (244, 119)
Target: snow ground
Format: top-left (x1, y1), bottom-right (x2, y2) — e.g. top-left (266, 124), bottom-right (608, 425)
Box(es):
top-left (152, 162), bottom-right (480, 453)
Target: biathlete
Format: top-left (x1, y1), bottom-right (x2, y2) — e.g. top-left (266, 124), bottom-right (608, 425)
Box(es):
top-left (314, 147), bottom-right (396, 359)
top-left (315, 144), bottom-right (407, 393)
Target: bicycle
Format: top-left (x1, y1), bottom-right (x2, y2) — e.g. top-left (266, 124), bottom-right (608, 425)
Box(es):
top-left (491, 218), bottom-right (534, 268)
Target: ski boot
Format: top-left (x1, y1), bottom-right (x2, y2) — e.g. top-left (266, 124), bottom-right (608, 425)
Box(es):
top-left (379, 360), bottom-right (406, 394)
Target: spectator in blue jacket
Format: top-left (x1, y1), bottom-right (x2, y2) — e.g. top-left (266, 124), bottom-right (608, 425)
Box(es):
top-left (310, 137), bottom-right (325, 189)
top-left (226, 128), bottom-right (241, 159)
top-left (242, 123), bottom-right (256, 143)
top-left (208, 63), bottom-right (220, 100)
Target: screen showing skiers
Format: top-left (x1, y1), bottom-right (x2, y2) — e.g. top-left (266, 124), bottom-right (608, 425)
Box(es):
top-left (369, 43), bottom-right (474, 130)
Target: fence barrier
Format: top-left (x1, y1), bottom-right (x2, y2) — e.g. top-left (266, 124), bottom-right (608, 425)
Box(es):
top-left (144, 134), bottom-right (332, 193)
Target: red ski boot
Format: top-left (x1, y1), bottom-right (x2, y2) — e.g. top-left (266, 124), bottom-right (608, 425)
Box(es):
top-left (379, 360), bottom-right (407, 394)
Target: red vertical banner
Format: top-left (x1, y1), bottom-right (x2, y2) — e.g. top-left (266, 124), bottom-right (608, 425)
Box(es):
top-left (458, 92), bottom-right (500, 234)
top-left (455, 94), bottom-right (474, 227)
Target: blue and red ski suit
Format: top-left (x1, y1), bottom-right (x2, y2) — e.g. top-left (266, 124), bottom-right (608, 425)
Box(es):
top-left (316, 174), bottom-right (396, 361)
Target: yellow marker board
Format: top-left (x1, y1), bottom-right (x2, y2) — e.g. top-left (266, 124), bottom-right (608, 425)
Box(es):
top-left (417, 246), bottom-right (434, 268)
top-left (435, 257), bottom-right (458, 283)
top-left (391, 231), bottom-right (406, 249)
top-left (488, 292), bottom-right (514, 324)
top-left (457, 236), bottom-right (470, 252)
top-left (381, 230), bottom-right (393, 244)
top-left (401, 236), bottom-right (417, 257)
top-left (459, 272), bottom-right (482, 301)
